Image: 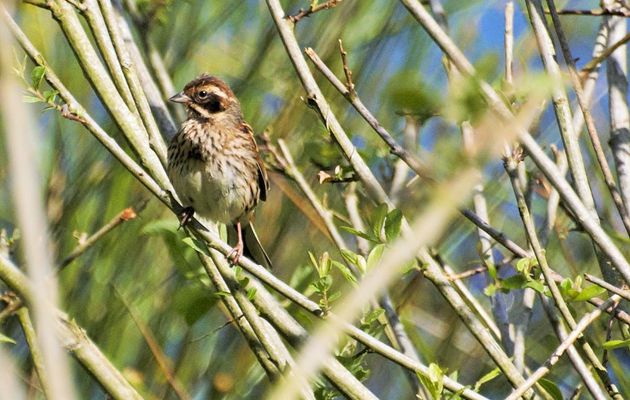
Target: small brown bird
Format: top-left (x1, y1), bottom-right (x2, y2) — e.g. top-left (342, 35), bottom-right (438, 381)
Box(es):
top-left (167, 74), bottom-right (271, 268)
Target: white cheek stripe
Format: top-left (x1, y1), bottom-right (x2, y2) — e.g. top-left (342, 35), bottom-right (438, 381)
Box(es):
top-left (189, 103), bottom-right (214, 119)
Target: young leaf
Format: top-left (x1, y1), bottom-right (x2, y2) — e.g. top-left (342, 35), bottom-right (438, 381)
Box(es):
top-left (332, 260), bottom-right (357, 284)
top-left (23, 95), bottom-right (41, 103)
top-left (340, 225), bottom-right (376, 242)
top-left (569, 285), bottom-right (606, 302)
top-left (473, 367), bottom-right (501, 391)
top-left (0, 332), bottom-right (16, 345)
top-left (538, 378), bottom-right (563, 400)
top-left (371, 203), bottom-right (388, 241)
top-left (31, 65), bottom-right (45, 90)
top-left (602, 338), bottom-right (630, 350)
top-left (384, 208), bottom-right (402, 242)
top-left (366, 244), bottom-right (385, 271)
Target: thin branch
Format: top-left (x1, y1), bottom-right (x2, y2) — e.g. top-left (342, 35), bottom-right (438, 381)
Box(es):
top-left (305, 47), bottom-right (433, 182)
top-left (59, 203), bottom-right (144, 269)
top-left (585, 273), bottom-right (630, 302)
top-left (539, 296), bottom-right (607, 400)
top-left (505, 295), bottom-right (621, 400)
top-left (580, 32), bottom-right (630, 79)
top-left (549, 8), bottom-right (630, 17)
top-left (604, 2), bottom-right (630, 235)
top-left (286, 0), bottom-right (343, 24)
top-left (113, 287), bottom-right (191, 400)
top-left (16, 308), bottom-right (52, 399)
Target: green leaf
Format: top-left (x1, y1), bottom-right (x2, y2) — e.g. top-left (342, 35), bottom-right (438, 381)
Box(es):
top-left (570, 285), bottom-right (606, 302)
top-left (417, 363), bottom-right (444, 399)
top-left (340, 225), bottom-right (376, 242)
top-left (524, 280), bottom-right (545, 295)
top-left (384, 208), bottom-right (402, 242)
top-left (366, 244), bottom-right (385, 271)
top-left (484, 283), bottom-right (497, 297)
top-left (501, 274), bottom-right (528, 290)
top-left (43, 89), bottom-right (58, 103)
top-left (332, 260), bottom-right (357, 284)
top-left (362, 308), bottom-right (385, 326)
top-left (31, 65), bottom-right (45, 89)
top-left (473, 367), bottom-right (501, 391)
top-left (371, 203), bottom-right (388, 241)
top-left (539, 378), bottom-right (563, 400)
top-left (181, 237), bottom-right (210, 256)
top-left (246, 287), bottom-right (257, 300)
top-left (308, 251), bottom-right (320, 273)
top-left (602, 338), bottom-right (630, 350)
top-left (0, 332), bottom-right (16, 345)
top-left (213, 290), bottom-right (232, 299)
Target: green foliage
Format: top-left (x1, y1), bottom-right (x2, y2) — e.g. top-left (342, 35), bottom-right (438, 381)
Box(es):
top-left (416, 363), bottom-right (445, 400)
top-left (0, 332), bottom-right (16, 345)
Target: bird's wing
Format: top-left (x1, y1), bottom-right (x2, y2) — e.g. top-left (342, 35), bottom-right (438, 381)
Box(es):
top-left (241, 122), bottom-right (270, 202)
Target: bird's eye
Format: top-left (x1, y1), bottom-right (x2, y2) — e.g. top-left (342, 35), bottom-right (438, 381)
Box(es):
top-left (198, 90), bottom-right (208, 98)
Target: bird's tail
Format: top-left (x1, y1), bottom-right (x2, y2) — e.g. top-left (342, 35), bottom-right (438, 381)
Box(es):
top-left (241, 223), bottom-right (273, 269)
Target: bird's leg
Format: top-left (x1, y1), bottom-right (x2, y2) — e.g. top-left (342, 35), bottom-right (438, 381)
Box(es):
top-left (177, 206), bottom-right (195, 230)
top-left (228, 221), bottom-right (244, 265)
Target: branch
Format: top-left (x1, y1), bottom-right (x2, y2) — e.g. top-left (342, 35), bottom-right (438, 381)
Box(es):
top-left (585, 273), bottom-right (630, 302)
top-left (286, 0), bottom-right (343, 24)
top-left (549, 8), bottom-right (630, 17)
top-left (505, 295), bottom-right (621, 400)
top-left (59, 203), bottom-right (144, 269)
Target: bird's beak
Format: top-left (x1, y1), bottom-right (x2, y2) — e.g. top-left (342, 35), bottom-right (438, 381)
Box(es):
top-left (169, 92), bottom-right (191, 103)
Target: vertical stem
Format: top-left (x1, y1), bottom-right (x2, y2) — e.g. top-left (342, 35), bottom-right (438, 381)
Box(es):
top-left (16, 307), bottom-right (53, 399)
top-left (604, 3), bottom-right (630, 222)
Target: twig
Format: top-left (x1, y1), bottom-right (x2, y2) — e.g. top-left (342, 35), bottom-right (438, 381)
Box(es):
top-left (305, 47), bottom-right (433, 182)
top-left (286, 0), bottom-right (343, 24)
top-left (59, 203), bottom-right (145, 269)
top-left (505, 295), bottom-right (621, 400)
top-left (16, 308), bottom-right (53, 399)
top-left (337, 39), bottom-right (355, 96)
top-left (273, 139), bottom-right (426, 395)
top-left (539, 296), bottom-right (607, 400)
top-left (96, 0), bottom-right (169, 164)
top-left (585, 273), bottom-right (630, 302)
top-left (580, 32), bottom-right (630, 79)
top-left (113, 287), bottom-right (191, 400)
top-left (549, 8), bottom-right (630, 17)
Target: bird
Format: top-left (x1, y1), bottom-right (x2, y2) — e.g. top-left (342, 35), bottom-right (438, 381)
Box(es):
top-left (167, 74), bottom-right (272, 269)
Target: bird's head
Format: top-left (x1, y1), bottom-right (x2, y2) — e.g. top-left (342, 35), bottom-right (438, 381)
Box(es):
top-left (169, 74), bottom-right (241, 120)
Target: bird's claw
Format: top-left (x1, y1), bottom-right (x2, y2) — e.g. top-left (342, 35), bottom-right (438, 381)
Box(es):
top-left (227, 241), bottom-right (244, 266)
top-left (177, 207), bottom-right (195, 230)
